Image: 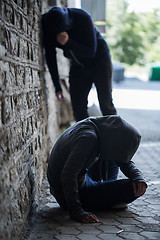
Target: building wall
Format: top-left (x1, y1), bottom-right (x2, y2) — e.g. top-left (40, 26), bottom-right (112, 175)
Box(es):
top-left (0, 1), bottom-right (51, 239)
top-left (81, 0), bottom-right (106, 35)
top-left (0, 0), bottom-right (75, 239)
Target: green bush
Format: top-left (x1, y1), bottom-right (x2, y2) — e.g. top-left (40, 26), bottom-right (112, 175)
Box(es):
top-left (106, 0), bottom-right (160, 66)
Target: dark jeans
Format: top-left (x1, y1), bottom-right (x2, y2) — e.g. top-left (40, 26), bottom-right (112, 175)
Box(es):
top-left (49, 160), bottom-right (136, 211)
top-left (88, 158), bottom-right (120, 181)
top-left (69, 56), bottom-right (117, 121)
top-left (79, 175), bottom-right (136, 211)
top-left (79, 160), bottom-right (136, 211)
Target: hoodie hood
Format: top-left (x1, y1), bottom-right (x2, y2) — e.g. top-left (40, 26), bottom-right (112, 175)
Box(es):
top-left (41, 6), bottom-right (73, 37)
top-left (87, 116), bottom-right (141, 181)
top-left (90, 115), bottom-right (141, 164)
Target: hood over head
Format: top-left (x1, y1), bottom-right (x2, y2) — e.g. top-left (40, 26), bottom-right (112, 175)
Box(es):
top-left (90, 115), bottom-right (141, 164)
top-left (41, 6), bottom-right (72, 38)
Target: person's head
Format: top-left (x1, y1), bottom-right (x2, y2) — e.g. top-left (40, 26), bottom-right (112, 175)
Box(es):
top-left (91, 116), bottom-right (141, 163)
top-left (41, 7), bottom-right (72, 37)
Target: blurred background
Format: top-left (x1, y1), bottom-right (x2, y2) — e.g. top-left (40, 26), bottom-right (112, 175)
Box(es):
top-left (58, 0), bottom-right (160, 141)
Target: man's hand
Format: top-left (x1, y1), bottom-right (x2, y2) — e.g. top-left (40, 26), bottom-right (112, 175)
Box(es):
top-left (56, 32), bottom-right (69, 45)
top-left (132, 182), bottom-right (147, 197)
top-left (82, 213), bottom-right (100, 223)
top-left (56, 91), bottom-right (65, 101)
top-left (70, 207), bottom-right (100, 223)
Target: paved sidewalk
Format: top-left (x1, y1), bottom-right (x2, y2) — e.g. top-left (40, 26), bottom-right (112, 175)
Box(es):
top-left (24, 141), bottom-right (160, 240)
top-left (25, 78), bottom-right (160, 240)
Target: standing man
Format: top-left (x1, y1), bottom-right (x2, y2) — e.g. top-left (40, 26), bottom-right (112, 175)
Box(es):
top-left (41, 6), bottom-right (117, 121)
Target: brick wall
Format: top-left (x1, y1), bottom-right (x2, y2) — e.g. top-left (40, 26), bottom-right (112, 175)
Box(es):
top-left (0, 1), bottom-right (51, 239)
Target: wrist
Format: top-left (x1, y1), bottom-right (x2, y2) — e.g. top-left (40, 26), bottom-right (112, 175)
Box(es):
top-left (69, 206), bottom-right (89, 222)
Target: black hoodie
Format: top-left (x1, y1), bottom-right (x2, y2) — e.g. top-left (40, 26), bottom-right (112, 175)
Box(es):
top-left (47, 116), bottom-right (146, 221)
top-left (41, 7), bottom-right (110, 93)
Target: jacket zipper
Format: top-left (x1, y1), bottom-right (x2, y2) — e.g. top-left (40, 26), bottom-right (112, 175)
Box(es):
top-left (69, 50), bottom-right (84, 67)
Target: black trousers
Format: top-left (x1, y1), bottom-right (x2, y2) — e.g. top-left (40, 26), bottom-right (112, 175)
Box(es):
top-left (69, 56), bottom-right (117, 121)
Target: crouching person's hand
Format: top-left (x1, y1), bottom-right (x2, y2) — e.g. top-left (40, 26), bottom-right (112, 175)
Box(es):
top-left (132, 181), bottom-right (147, 197)
top-left (69, 206), bottom-right (100, 223)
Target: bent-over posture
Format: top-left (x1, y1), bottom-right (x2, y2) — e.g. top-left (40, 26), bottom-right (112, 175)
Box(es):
top-left (47, 116), bottom-right (147, 223)
top-left (41, 7), bottom-right (117, 121)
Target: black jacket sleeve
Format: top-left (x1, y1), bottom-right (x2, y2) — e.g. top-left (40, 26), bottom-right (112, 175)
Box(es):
top-left (117, 160), bottom-right (147, 183)
top-left (61, 133), bottom-right (98, 221)
top-left (44, 44), bottom-right (62, 93)
top-left (41, 13), bottom-right (62, 93)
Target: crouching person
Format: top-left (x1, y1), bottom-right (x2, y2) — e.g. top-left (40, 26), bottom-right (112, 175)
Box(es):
top-left (47, 116), bottom-right (147, 223)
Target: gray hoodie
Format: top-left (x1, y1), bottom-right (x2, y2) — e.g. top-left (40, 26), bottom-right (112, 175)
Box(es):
top-left (47, 116), bottom-right (146, 220)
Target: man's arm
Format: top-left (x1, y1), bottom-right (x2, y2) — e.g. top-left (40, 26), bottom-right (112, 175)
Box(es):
top-left (117, 161), bottom-right (145, 182)
top-left (41, 16), bottom-right (64, 100)
top-left (117, 161), bottom-right (147, 197)
top-left (44, 44), bottom-right (63, 91)
top-left (61, 133), bottom-right (99, 222)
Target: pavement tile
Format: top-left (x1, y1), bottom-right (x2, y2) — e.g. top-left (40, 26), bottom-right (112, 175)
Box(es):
top-left (119, 232), bottom-right (147, 240)
top-left (28, 235), bottom-right (55, 240)
top-left (136, 217), bottom-right (160, 225)
top-left (27, 228), bottom-right (56, 240)
top-left (77, 233), bottom-right (101, 240)
top-left (140, 223), bottom-right (160, 232)
top-left (97, 225), bottom-right (121, 233)
top-left (56, 226), bottom-right (81, 235)
top-left (77, 225), bottom-right (101, 234)
top-left (98, 233), bottom-right (123, 240)
top-left (115, 217), bottom-right (140, 225)
top-left (118, 224), bottom-right (142, 233)
top-left (55, 234), bottom-right (79, 240)
top-left (147, 204), bottom-right (160, 211)
top-left (127, 209), bottom-right (153, 217)
top-left (144, 198), bottom-right (160, 205)
top-left (113, 208), bottom-right (139, 218)
top-left (140, 231), bottom-right (160, 240)
top-left (97, 217), bottom-right (121, 225)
